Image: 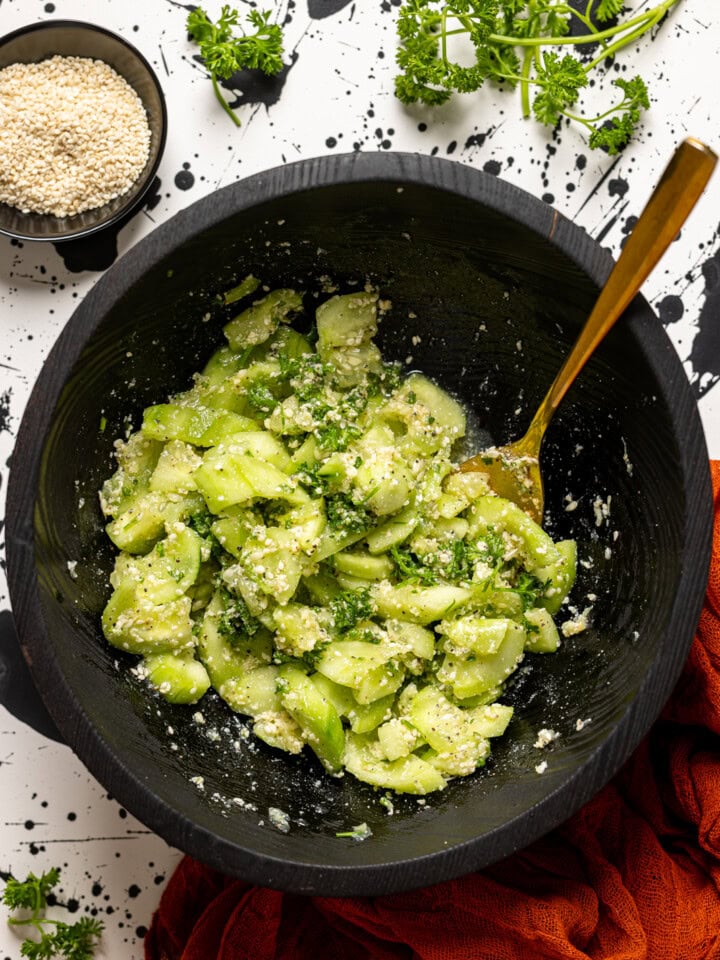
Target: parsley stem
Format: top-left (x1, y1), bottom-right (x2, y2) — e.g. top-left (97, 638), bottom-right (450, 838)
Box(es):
top-left (444, 0), bottom-right (680, 50)
top-left (584, 10), bottom-right (668, 71)
top-left (520, 48), bottom-right (533, 119)
top-left (564, 96), bottom-right (636, 125)
top-left (211, 73), bottom-right (241, 127)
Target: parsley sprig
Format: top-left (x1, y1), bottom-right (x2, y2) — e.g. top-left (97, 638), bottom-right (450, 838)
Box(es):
top-left (395, 0), bottom-right (681, 153)
top-left (187, 5), bottom-right (285, 127)
top-left (2, 868), bottom-right (103, 959)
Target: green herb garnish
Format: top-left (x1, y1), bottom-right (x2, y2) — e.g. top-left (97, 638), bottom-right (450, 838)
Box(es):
top-left (390, 545), bottom-right (438, 585)
top-left (513, 571), bottom-right (549, 611)
top-left (325, 494), bottom-right (371, 535)
top-left (246, 380), bottom-right (279, 414)
top-left (330, 587), bottom-right (375, 632)
top-left (394, 0), bottom-right (679, 153)
top-left (336, 822), bottom-right (373, 841)
top-left (218, 589), bottom-right (262, 639)
top-left (187, 5), bottom-right (285, 127)
top-left (2, 868), bottom-right (104, 960)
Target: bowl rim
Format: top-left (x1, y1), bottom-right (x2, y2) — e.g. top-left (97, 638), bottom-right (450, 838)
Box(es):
top-left (5, 151), bottom-right (714, 895)
top-left (0, 18), bottom-right (168, 243)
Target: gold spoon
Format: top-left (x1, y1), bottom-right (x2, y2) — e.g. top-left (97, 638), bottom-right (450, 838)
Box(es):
top-left (459, 137), bottom-right (717, 522)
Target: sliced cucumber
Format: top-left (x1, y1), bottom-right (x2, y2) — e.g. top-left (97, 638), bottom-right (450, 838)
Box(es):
top-left (344, 733), bottom-right (447, 794)
top-left (144, 653), bottom-right (211, 704)
top-left (278, 665), bottom-right (345, 773)
top-left (224, 289), bottom-right (303, 349)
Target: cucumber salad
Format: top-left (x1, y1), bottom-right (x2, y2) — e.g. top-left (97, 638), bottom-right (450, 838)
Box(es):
top-left (100, 286), bottom-right (576, 795)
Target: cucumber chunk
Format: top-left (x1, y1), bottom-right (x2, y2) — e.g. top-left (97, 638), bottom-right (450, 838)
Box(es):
top-left (278, 666), bottom-right (345, 773)
top-left (437, 622), bottom-right (526, 699)
top-left (344, 733), bottom-right (447, 794)
top-left (334, 550), bottom-right (395, 581)
top-left (196, 592), bottom-right (272, 689)
top-left (524, 606), bottom-right (561, 653)
top-left (374, 582), bottom-right (473, 625)
top-left (102, 586), bottom-right (194, 656)
top-left (144, 653), bottom-right (211, 704)
top-left (468, 496), bottom-right (561, 572)
top-left (316, 292), bottom-right (378, 349)
top-left (437, 615), bottom-right (513, 658)
top-left (221, 665), bottom-right (283, 716)
top-left (98, 283), bottom-right (577, 796)
top-left (150, 441), bottom-right (202, 494)
top-left (224, 289), bottom-right (303, 349)
top-left (142, 403), bottom-right (255, 446)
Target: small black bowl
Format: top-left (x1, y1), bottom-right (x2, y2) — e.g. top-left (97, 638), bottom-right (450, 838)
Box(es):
top-left (6, 153), bottom-right (713, 896)
top-left (0, 20), bottom-right (167, 242)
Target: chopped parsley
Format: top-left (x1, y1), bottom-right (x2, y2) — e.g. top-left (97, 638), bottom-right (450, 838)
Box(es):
top-left (188, 511), bottom-right (225, 562)
top-left (325, 494), bottom-right (371, 534)
top-left (513, 571), bottom-right (549, 611)
top-left (390, 545), bottom-right (438, 585)
top-left (330, 587), bottom-right (374, 632)
top-left (336, 822), bottom-right (373, 841)
top-left (314, 419), bottom-right (362, 452)
top-left (293, 461), bottom-right (334, 497)
top-left (246, 379), bottom-right (279, 414)
top-left (218, 589), bottom-right (261, 639)
top-left (445, 531), bottom-right (505, 582)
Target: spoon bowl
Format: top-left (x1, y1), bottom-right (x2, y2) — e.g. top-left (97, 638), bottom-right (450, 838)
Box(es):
top-left (460, 137), bottom-right (717, 522)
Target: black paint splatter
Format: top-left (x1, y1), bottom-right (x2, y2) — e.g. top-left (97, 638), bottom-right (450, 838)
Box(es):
top-left (689, 248), bottom-right (720, 397)
top-left (0, 389), bottom-right (10, 434)
top-left (465, 133), bottom-right (486, 150)
top-left (656, 294), bottom-right (684, 325)
top-left (0, 610), bottom-right (63, 742)
top-left (307, 0), bottom-right (354, 17)
top-left (217, 52), bottom-right (299, 113)
top-left (619, 214), bottom-right (638, 249)
top-left (52, 177), bottom-right (162, 274)
top-left (608, 177), bottom-right (629, 198)
top-left (174, 163), bottom-right (195, 191)
top-left (483, 159), bottom-right (501, 176)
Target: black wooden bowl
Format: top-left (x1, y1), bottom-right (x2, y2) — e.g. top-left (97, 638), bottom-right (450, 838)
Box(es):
top-left (6, 153), bottom-right (712, 896)
top-left (0, 20), bottom-right (166, 242)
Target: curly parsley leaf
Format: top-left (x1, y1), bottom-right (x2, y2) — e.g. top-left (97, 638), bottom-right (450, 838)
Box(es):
top-left (394, 0), bottom-right (681, 150)
top-left (532, 52), bottom-right (587, 126)
top-left (246, 380), bottom-right (279, 415)
top-left (587, 76), bottom-right (651, 154)
top-left (3, 869), bottom-right (103, 960)
top-left (187, 5), bottom-right (285, 126)
top-left (595, 0), bottom-right (625, 20)
top-left (514, 571), bottom-right (549, 610)
top-left (2, 869), bottom-right (59, 912)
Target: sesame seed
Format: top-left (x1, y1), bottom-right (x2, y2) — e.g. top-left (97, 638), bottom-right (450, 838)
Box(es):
top-left (0, 56), bottom-right (151, 217)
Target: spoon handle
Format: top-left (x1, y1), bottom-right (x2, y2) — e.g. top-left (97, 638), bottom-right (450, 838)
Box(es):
top-left (523, 137), bottom-right (717, 448)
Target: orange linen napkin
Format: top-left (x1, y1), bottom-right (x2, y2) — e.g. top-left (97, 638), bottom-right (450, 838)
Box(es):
top-left (145, 462), bottom-right (720, 960)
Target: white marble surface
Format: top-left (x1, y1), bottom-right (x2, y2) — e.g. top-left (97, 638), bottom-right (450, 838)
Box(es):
top-left (1, 0), bottom-right (719, 956)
